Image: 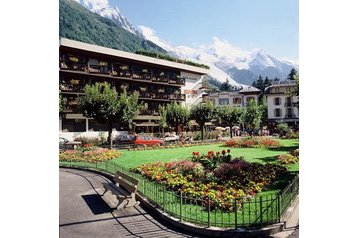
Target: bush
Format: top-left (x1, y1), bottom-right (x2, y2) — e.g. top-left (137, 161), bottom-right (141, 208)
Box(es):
top-left (59, 148), bottom-right (121, 163)
top-left (283, 131), bottom-right (299, 139)
top-left (291, 148), bottom-right (299, 157)
top-left (224, 137), bottom-right (282, 148)
top-left (74, 136), bottom-right (104, 146)
top-left (276, 154), bottom-right (299, 164)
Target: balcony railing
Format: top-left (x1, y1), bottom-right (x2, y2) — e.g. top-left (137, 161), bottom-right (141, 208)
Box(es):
top-left (138, 109), bottom-right (159, 116)
top-left (136, 92), bottom-right (185, 101)
top-left (59, 84), bottom-right (84, 93)
top-left (60, 63), bottom-right (185, 86)
top-left (60, 61), bottom-right (87, 72)
top-left (285, 114), bottom-right (297, 118)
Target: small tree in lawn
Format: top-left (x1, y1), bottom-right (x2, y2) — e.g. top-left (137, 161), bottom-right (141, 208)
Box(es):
top-left (165, 102), bottom-right (189, 134)
top-left (243, 99), bottom-right (265, 135)
top-left (217, 106), bottom-right (243, 138)
top-left (80, 82), bottom-right (141, 149)
top-left (190, 101), bottom-right (215, 141)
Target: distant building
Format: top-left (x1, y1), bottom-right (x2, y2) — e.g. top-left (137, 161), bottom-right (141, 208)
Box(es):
top-left (264, 80), bottom-right (299, 129)
top-left (203, 86), bottom-right (261, 107)
top-left (59, 38), bottom-right (209, 139)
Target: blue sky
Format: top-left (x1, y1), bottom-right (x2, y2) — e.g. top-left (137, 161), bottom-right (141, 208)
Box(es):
top-left (110, 0), bottom-right (298, 60)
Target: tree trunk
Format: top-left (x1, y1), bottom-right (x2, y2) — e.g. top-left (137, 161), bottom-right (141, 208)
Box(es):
top-left (229, 123), bottom-right (233, 138)
top-left (107, 120), bottom-right (113, 150)
top-left (200, 124), bottom-right (204, 141)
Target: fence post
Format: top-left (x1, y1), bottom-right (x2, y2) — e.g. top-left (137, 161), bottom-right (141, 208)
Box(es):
top-left (277, 194), bottom-right (281, 222)
top-left (207, 198), bottom-right (211, 227)
top-left (163, 185), bottom-right (166, 213)
top-left (260, 196), bottom-right (263, 227)
top-left (234, 198), bottom-right (238, 230)
top-left (180, 191), bottom-right (183, 221)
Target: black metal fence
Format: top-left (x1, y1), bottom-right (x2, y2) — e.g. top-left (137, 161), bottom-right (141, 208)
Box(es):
top-left (60, 160), bottom-right (299, 229)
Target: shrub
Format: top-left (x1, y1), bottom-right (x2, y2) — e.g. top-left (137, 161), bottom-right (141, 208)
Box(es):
top-left (59, 148), bottom-right (121, 163)
top-left (276, 154), bottom-right (299, 164)
top-left (283, 131), bottom-right (299, 139)
top-left (291, 148), bottom-right (299, 157)
top-left (74, 136), bottom-right (103, 146)
top-left (224, 137), bottom-right (282, 148)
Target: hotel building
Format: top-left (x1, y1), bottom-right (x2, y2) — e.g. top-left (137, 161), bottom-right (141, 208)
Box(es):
top-left (59, 38), bottom-right (209, 139)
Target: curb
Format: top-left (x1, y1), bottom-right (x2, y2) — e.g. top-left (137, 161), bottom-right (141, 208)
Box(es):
top-left (60, 165), bottom-right (285, 237)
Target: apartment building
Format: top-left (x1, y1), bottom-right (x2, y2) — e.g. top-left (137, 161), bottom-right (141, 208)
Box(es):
top-left (264, 80), bottom-right (299, 128)
top-left (59, 38), bottom-right (209, 139)
top-left (203, 86), bottom-right (261, 107)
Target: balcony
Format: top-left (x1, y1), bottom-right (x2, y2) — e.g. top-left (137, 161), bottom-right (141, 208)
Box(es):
top-left (169, 77), bottom-right (185, 85)
top-left (138, 109), bottom-right (159, 116)
top-left (285, 114), bottom-right (297, 119)
top-left (169, 94), bottom-right (186, 101)
top-left (59, 83), bottom-right (84, 93)
top-left (60, 61), bottom-right (87, 72)
top-left (152, 75), bottom-right (169, 83)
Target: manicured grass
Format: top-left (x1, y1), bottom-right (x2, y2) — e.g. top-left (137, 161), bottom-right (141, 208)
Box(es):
top-left (111, 139), bottom-right (299, 171)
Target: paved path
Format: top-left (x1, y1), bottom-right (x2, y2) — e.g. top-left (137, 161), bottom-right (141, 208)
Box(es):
top-left (270, 196), bottom-right (299, 238)
top-left (60, 168), bottom-right (201, 238)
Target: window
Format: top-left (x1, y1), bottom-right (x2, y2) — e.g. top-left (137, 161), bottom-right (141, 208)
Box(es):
top-left (286, 108), bottom-right (293, 118)
top-left (88, 120), bottom-right (107, 132)
top-left (286, 97), bottom-right (292, 107)
top-left (233, 97), bottom-right (242, 105)
top-left (274, 109), bottom-right (282, 117)
top-left (219, 98), bottom-right (229, 105)
top-left (274, 97), bottom-right (281, 106)
top-left (62, 119), bottom-right (86, 132)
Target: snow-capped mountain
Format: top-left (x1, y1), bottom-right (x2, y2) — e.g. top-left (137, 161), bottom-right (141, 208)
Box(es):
top-left (74, 0), bottom-right (143, 37)
top-left (76, 0), bottom-right (298, 87)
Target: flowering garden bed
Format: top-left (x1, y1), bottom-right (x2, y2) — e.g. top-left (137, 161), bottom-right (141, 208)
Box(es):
top-left (224, 137), bottom-right (282, 148)
top-left (132, 150), bottom-right (288, 211)
top-left (59, 144), bottom-right (122, 163)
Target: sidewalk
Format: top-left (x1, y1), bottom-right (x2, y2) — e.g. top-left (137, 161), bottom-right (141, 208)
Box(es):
top-left (271, 195), bottom-right (299, 238)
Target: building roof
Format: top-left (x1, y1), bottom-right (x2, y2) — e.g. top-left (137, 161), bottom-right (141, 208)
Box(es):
top-left (60, 38), bottom-right (209, 75)
top-left (264, 80), bottom-right (296, 94)
top-left (206, 85), bottom-right (261, 97)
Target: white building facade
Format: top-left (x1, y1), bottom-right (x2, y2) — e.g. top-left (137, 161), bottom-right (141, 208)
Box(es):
top-left (264, 81), bottom-right (299, 128)
top-left (203, 86), bottom-right (261, 107)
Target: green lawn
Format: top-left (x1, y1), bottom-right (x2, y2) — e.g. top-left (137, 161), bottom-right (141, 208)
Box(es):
top-left (111, 139), bottom-right (299, 172)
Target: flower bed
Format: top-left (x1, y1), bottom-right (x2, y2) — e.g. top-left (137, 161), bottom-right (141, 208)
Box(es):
top-left (133, 150), bottom-right (287, 211)
top-left (224, 137), bottom-right (282, 148)
top-left (59, 146), bottom-right (121, 163)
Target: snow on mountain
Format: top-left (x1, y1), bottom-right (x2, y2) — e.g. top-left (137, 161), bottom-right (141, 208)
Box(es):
top-left (75, 0), bottom-right (298, 87)
top-left (74, 0), bottom-right (142, 37)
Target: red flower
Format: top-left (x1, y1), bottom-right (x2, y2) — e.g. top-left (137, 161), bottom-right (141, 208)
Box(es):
top-left (222, 150), bottom-right (226, 155)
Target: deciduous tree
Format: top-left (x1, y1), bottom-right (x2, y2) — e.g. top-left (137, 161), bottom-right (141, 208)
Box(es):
top-left (80, 82), bottom-right (141, 149)
top-left (190, 102), bottom-right (215, 141)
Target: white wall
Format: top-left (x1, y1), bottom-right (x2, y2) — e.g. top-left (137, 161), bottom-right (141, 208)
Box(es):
top-left (267, 95), bottom-right (299, 120)
top-left (181, 72), bottom-right (205, 107)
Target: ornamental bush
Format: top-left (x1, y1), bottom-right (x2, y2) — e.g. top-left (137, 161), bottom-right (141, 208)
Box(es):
top-left (59, 147), bottom-right (121, 163)
top-left (276, 154), bottom-right (299, 165)
top-left (224, 137), bottom-right (282, 148)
